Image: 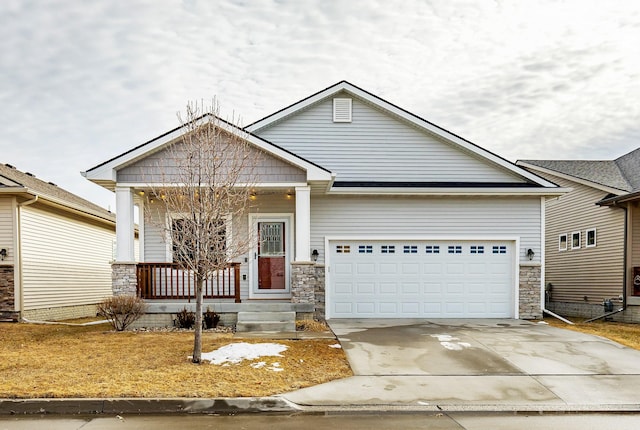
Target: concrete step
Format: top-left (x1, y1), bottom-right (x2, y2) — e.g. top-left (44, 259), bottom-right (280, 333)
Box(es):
top-left (236, 311), bottom-right (296, 332)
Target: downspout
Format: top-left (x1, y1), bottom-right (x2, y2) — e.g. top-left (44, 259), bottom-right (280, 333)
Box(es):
top-left (17, 195), bottom-right (38, 321)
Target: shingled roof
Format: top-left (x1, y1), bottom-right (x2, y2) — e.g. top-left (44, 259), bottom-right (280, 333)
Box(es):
top-left (520, 147), bottom-right (640, 194)
top-left (0, 163), bottom-right (115, 223)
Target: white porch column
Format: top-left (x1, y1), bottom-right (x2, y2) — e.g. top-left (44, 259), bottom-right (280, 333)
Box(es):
top-left (115, 186), bottom-right (135, 262)
top-left (295, 186), bottom-right (311, 261)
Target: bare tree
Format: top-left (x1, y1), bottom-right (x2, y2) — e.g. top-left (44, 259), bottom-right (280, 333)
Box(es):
top-left (146, 100), bottom-right (255, 363)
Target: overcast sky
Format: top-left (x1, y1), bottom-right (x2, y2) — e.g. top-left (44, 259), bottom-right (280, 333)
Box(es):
top-left (2, 0), bottom-right (639, 211)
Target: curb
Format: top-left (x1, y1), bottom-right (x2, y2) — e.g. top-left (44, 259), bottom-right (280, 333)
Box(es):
top-left (0, 397), bottom-right (299, 416)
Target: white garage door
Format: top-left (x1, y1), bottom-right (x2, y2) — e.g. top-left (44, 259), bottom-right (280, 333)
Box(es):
top-left (327, 240), bottom-right (515, 319)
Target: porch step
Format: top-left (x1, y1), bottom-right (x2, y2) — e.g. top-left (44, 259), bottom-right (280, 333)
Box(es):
top-left (235, 311), bottom-right (296, 332)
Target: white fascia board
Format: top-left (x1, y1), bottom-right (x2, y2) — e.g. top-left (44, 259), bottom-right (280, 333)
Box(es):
top-left (117, 182), bottom-right (309, 189)
top-left (84, 115), bottom-right (332, 186)
top-left (517, 162), bottom-right (628, 195)
top-left (247, 81), bottom-right (558, 188)
top-left (327, 187), bottom-right (571, 197)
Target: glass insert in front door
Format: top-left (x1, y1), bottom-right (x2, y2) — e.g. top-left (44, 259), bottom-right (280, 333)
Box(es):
top-left (258, 222), bottom-right (286, 290)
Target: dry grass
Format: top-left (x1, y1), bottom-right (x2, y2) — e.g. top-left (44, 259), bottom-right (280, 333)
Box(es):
top-left (0, 322), bottom-right (352, 399)
top-left (545, 317), bottom-right (640, 350)
top-left (296, 319), bottom-right (330, 332)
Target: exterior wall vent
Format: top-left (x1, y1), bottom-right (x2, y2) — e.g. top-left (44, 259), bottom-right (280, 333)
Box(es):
top-left (333, 98), bottom-right (352, 123)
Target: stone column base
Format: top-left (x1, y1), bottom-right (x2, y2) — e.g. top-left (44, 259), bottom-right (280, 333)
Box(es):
top-left (290, 261), bottom-right (316, 304)
top-left (112, 263), bottom-right (137, 296)
top-left (0, 265), bottom-right (15, 315)
top-left (519, 264), bottom-right (542, 319)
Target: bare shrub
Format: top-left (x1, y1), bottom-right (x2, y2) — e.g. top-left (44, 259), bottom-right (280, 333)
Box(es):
top-left (97, 296), bottom-right (148, 331)
top-left (175, 308), bottom-right (196, 329)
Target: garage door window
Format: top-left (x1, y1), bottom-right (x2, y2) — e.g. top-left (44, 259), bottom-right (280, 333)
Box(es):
top-left (448, 245), bottom-right (462, 254)
top-left (425, 245), bottom-right (440, 254)
top-left (336, 245), bottom-right (351, 253)
top-left (470, 245), bottom-right (485, 254)
top-left (359, 245), bottom-right (373, 254)
top-left (403, 245), bottom-right (418, 254)
top-left (381, 245), bottom-right (395, 254)
top-left (492, 245), bottom-right (507, 254)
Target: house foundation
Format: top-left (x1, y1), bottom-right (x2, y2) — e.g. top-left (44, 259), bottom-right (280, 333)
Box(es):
top-left (519, 264), bottom-right (542, 319)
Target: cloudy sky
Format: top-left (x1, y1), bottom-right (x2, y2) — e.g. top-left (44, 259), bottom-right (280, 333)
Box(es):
top-left (2, 0), bottom-right (639, 210)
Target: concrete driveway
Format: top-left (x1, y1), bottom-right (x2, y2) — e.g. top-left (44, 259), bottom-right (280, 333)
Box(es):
top-left (282, 319), bottom-right (640, 411)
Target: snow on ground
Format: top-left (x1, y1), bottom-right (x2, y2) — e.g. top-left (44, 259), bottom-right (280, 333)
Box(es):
top-left (201, 342), bottom-right (288, 365)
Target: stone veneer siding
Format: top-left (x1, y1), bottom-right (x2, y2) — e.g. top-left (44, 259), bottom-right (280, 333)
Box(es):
top-left (519, 265), bottom-right (542, 319)
top-left (290, 262), bottom-right (316, 304)
top-left (0, 265), bottom-right (17, 320)
top-left (112, 263), bottom-right (137, 296)
top-left (314, 264), bottom-right (326, 321)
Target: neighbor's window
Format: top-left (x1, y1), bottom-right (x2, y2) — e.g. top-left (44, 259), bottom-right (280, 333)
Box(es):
top-left (171, 218), bottom-right (226, 264)
top-left (586, 228), bottom-right (596, 247)
top-left (571, 231), bottom-right (581, 249)
top-left (558, 234), bottom-right (568, 251)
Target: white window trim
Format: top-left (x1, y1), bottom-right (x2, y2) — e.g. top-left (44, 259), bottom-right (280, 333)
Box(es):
top-left (586, 228), bottom-right (597, 248)
top-left (558, 233), bottom-right (568, 251)
top-left (571, 231), bottom-right (581, 250)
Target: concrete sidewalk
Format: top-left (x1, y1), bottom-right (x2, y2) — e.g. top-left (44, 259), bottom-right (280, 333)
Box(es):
top-left (281, 319), bottom-right (640, 412)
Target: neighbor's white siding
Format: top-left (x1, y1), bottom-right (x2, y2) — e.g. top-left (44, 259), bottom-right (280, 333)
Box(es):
top-left (256, 94), bottom-right (524, 183)
top-left (310, 195), bottom-right (541, 264)
top-left (0, 197), bottom-right (15, 264)
top-left (20, 205), bottom-right (114, 310)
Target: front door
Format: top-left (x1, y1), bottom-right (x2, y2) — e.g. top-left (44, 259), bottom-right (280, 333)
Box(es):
top-left (250, 215), bottom-right (292, 298)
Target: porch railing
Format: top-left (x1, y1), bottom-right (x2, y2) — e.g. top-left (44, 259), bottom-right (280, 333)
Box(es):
top-left (136, 262), bottom-right (241, 303)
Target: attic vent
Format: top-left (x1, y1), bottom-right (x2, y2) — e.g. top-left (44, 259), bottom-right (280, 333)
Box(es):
top-left (333, 98), bottom-right (352, 123)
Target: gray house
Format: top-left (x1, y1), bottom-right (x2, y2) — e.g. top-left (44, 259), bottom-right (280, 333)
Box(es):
top-left (519, 147), bottom-right (640, 322)
top-left (83, 81), bottom-right (565, 323)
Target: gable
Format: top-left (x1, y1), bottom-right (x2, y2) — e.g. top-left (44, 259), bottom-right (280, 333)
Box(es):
top-left (117, 133), bottom-right (307, 184)
top-left (255, 93), bottom-right (528, 184)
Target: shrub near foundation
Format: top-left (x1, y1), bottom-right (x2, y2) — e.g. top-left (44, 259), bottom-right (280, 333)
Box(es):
top-left (97, 296), bottom-right (148, 331)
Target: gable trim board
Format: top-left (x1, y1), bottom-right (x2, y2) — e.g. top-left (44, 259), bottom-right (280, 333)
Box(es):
top-left (83, 115), bottom-right (334, 188)
top-left (247, 81), bottom-right (558, 190)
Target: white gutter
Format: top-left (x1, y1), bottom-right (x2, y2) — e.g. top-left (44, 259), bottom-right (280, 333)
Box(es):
top-left (21, 317), bottom-right (109, 326)
top-left (543, 308), bottom-right (574, 325)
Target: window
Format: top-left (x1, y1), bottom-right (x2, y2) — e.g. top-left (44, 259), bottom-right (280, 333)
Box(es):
top-left (171, 217), bottom-right (226, 264)
top-left (403, 245), bottom-right (418, 254)
top-left (425, 245), bottom-right (440, 254)
top-left (586, 229), bottom-right (596, 247)
top-left (492, 245), bottom-right (507, 254)
top-left (336, 245), bottom-right (351, 253)
top-left (359, 245), bottom-right (373, 254)
top-left (381, 245), bottom-right (395, 254)
top-left (448, 245), bottom-right (462, 254)
top-left (558, 234), bottom-right (568, 251)
top-left (571, 231), bottom-right (581, 249)
top-left (470, 245), bottom-right (484, 254)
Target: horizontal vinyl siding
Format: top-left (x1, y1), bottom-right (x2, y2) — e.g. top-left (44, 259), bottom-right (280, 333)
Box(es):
top-left (0, 197), bottom-right (15, 264)
top-left (538, 173), bottom-right (625, 303)
top-left (143, 199), bottom-right (169, 262)
top-left (20, 205), bottom-right (114, 310)
top-left (257, 94), bottom-right (523, 183)
top-left (632, 206), bottom-right (640, 269)
top-left (310, 195), bottom-right (541, 264)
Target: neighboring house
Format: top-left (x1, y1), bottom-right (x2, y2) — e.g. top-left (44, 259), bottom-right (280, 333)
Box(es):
top-left (518, 148), bottom-right (640, 322)
top-left (0, 163), bottom-right (118, 321)
top-left (83, 81), bottom-right (565, 322)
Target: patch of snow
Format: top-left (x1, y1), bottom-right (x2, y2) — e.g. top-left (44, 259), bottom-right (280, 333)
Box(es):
top-left (329, 343), bottom-right (342, 349)
top-left (431, 334), bottom-right (456, 342)
top-left (417, 401), bottom-right (429, 405)
top-left (432, 334), bottom-right (472, 351)
top-left (251, 361), bottom-right (267, 369)
top-left (201, 342), bottom-right (288, 365)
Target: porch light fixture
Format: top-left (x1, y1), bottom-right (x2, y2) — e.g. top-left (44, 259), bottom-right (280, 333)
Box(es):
top-left (311, 249), bottom-right (319, 262)
top-left (0, 249), bottom-right (6, 261)
top-left (526, 248), bottom-right (535, 260)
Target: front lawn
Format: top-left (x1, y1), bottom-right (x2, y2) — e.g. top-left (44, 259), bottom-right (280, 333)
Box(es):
top-left (545, 317), bottom-right (640, 350)
top-left (0, 322), bottom-right (352, 398)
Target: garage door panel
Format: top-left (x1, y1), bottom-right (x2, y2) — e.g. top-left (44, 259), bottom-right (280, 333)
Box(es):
top-left (329, 240), bottom-right (515, 318)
